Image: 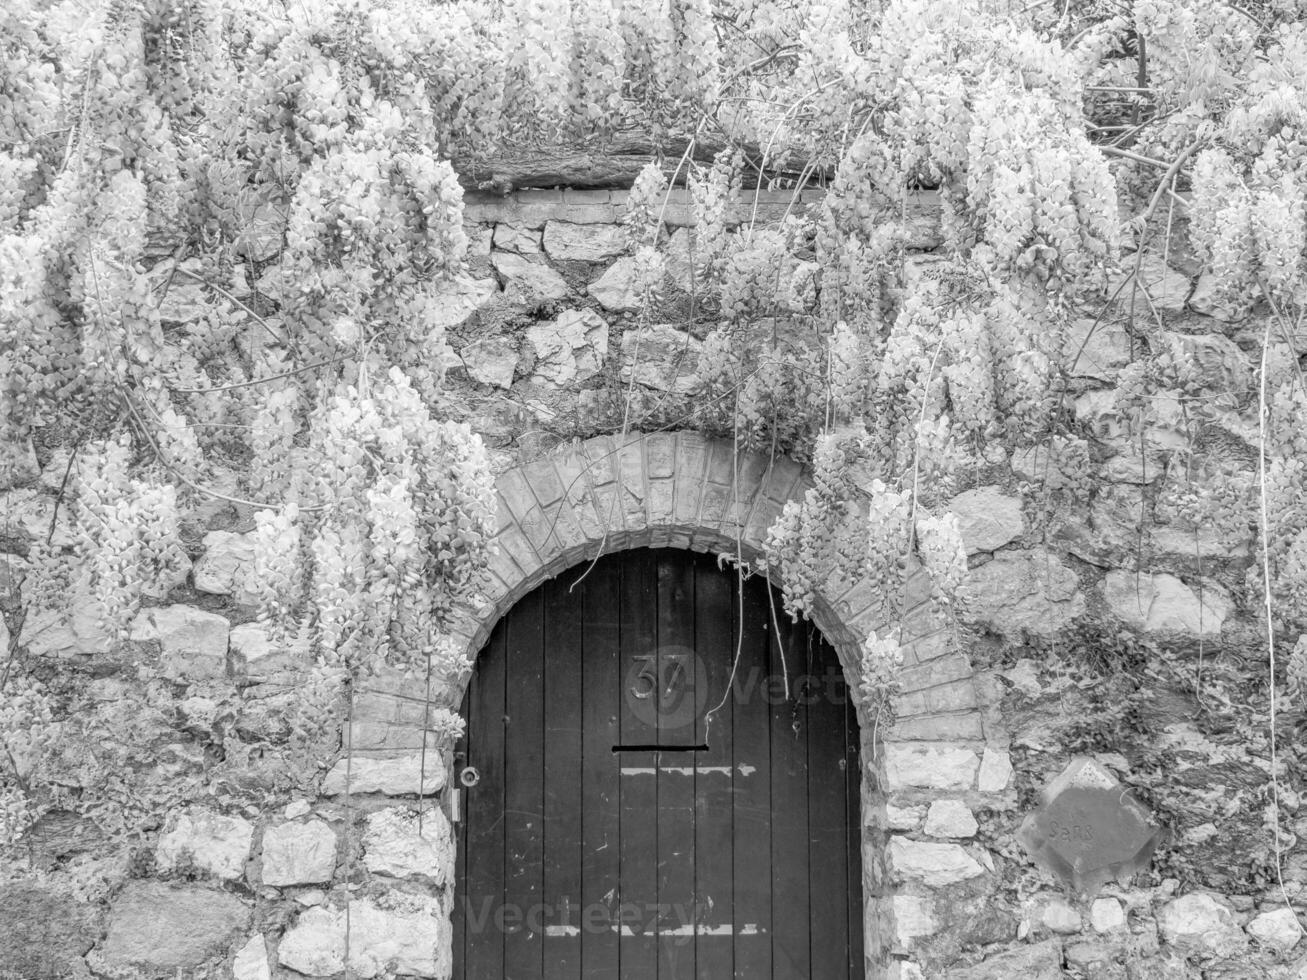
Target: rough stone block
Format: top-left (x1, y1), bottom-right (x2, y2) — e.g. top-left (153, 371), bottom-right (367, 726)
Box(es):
top-left (460, 335), bottom-right (518, 389)
top-left (0, 884), bottom-right (95, 979)
top-left (233, 935), bottom-right (271, 980)
top-left (620, 324), bottom-right (704, 394)
top-left (893, 895), bottom-right (937, 945)
top-left (1158, 893), bottom-right (1248, 957)
top-left (492, 251), bottom-right (570, 305)
top-left (924, 800), bottom-right (978, 839)
top-left (261, 820), bottom-right (338, 886)
top-left (349, 721), bottom-right (439, 753)
top-left (362, 807), bottom-right (455, 884)
top-left (492, 223), bottom-right (541, 254)
top-left (895, 679), bottom-right (979, 717)
top-left (960, 547), bottom-right (1084, 638)
top-left (890, 712), bottom-right (985, 742)
top-left (587, 256), bottom-right (642, 311)
top-left (1103, 570), bottom-right (1229, 637)
top-left (277, 896), bottom-right (450, 978)
top-left (1090, 898), bottom-right (1126, 933)
top-left (1246, 907), bottom-right (1302, 951)
top-left (131, 604), bottom-right (231, 681)
top-left (98, 882), bottom-right (248, 974)
top-left (946, 939), bottom-right (1065, 980)
top-left (898, 654), bottom-right (974, 694)
top-left (544, 220), bottom-right (626, 261)
top-left (882, 742), bottom-right (979, 790)
top-left (321, 752), bottom-right (447, 797)
top-left (194, 530), bottom-right (258, 603)
top-left (948, 486), bottom-right (1024, 554)
top-left (20, 601), bottom-right (115, 658)
top-left (1041, 896), bottom-right (1083, 934)
top-left (977, 747), bottom-right (1014, 793)
top-left (886, 803), bottom-right (926, 831)
top-left (888, 837), bottom-right (985, 886)
top-left (156, 808), bottom-right (254, 880)
top-left (526, 309), bottom-right (608, 385)
top-left (229, 623), bottom-right (309, 678)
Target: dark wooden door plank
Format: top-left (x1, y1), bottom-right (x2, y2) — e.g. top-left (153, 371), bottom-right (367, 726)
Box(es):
top-left (731, 574), bottom-right (772, 980)
top-left (463, 622), bottom-right (507, 979)
top-left (580, 560), bottom-right (623, 979)
top-left (619, 551), bottom-right (659, 980)
top-left (504, 587), bottom-right (547, 980)
top-left (693, 553), bottom-right (734, 980)
top-left (805, 626), bottom-right (851, 980)
top-left (846, 695), bottom-right (865, 980)
top-left (656, 553), bottom-right (697, 980)
top-left (544, 575), bottom-right (585, 980)
top-left (768, 607), bottom-right (811, 980)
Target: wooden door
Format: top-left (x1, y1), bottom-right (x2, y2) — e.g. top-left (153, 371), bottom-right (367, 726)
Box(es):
top-left (454, 548), bottom-right (863, 980)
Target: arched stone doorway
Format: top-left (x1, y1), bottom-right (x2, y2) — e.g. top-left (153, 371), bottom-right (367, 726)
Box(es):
top-left (349, 431), bottom-right (1006, 980)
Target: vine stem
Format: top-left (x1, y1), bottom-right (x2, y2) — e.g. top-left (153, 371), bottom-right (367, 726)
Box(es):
top-left (342, 673), bottom-right (354, 980)
top-left (169, 357), bottom-right (343, 393)
top-left (165, 264), bottom-right (298, 354)
top-left (1256, 311), bottom-right (1304, 932)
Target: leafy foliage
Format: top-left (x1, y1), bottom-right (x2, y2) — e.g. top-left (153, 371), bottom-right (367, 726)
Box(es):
top-left (2, 0), bottom-right (1307, 871)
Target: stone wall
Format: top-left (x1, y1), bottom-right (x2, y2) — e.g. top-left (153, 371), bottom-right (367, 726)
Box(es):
top-left (1, 185), bottom-right (1305, 980)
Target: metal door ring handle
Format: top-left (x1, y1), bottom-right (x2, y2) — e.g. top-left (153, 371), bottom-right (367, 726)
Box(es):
top-left (460, 767), bottom-right (480, 787)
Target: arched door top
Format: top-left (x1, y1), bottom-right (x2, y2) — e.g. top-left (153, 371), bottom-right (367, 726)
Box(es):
top-left (462, 432), bottom-right (970, 732)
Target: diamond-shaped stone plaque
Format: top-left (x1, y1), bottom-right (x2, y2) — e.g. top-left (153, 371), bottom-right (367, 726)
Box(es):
top-left (1018, 757), bottom-right (1166, 896)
